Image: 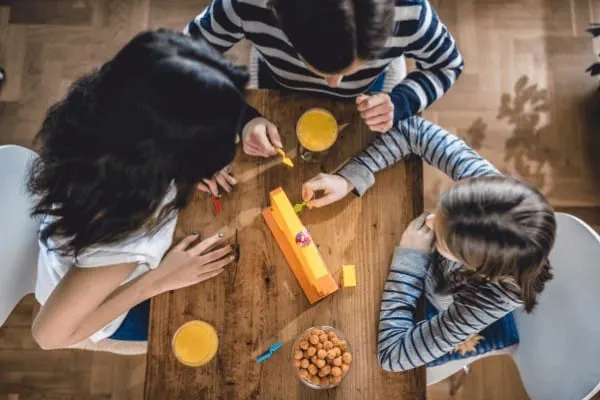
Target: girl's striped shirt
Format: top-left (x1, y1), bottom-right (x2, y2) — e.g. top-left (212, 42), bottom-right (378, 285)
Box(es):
top-left (338, 116), bottom-right (523, 371)
top-left (185, 0), bottom-right (464, 124)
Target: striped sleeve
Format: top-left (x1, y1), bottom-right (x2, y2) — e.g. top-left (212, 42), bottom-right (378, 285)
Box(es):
top-left (378, 248), bottom-right (522, 372)
top-left (337, 116), bottom-right (499, 196)
top-left (388, 1), bottom-right (464, 121)
top-left (185, 0), bottom-right (245, 52)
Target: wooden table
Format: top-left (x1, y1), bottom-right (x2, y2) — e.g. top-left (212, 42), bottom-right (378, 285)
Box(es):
top-left (144, 90), bottom-right (425, 400)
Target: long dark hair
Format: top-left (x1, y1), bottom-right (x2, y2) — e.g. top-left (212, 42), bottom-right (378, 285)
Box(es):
top-left (435, 176), bottom-right (556, 313)
top-left (29, 30), bottom-right (249, 257)
top-left (271, 0), bottom-right (395, 73)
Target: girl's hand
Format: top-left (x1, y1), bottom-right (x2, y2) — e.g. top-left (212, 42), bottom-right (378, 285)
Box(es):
top-left (356, 94), bottom-right (394, 133)
top-left (197, 165), bottom-right (237, 196)
top-left (302, 173), bottom-right (354, 208)
top-left (151, 233), bottom-right (235, 293)
top-left (399, 213), bottom-right (435, 253)
top-left (241, 117), bottom-right (282, 157)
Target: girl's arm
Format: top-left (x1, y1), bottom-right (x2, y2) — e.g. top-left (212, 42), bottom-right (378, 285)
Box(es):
top-left (32, 234), bottom-right (233, 349)
top-left (378, 247), bottom-right (521, 372)
top-left (338, 116), bottom-right (500, 195)
top-left (387, 0), bottom-right (464, 122)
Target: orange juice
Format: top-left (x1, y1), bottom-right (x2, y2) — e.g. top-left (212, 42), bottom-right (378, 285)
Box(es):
top-left (172, 320), bottom-right (219, 367)
top-left (296, 108), bottom-right (338, 153)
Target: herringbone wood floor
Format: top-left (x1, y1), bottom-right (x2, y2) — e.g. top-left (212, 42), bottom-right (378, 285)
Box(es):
top-left (1, 0), bottom-right (599, 399)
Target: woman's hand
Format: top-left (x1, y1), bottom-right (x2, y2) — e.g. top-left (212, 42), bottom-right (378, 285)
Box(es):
top-left (241, 117), bottom-right (282, 157)
top-left (302, 173), bottom-right (354, 208)
top-left (197, 165), bottom-right (237, 196)
top-left (399, 213), bottom-right (435, 253)
top-left (150, 233), bottom-right (235, 293)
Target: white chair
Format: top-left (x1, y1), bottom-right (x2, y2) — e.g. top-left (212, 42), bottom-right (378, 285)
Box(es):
top-left (427, 212), bottom-right (600, 400)
top-left (0, 145), bottom-right (146, 355)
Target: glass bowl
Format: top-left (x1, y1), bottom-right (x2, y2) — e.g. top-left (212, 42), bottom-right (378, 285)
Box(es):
top-left (290, 325), bottom-right (353, 389)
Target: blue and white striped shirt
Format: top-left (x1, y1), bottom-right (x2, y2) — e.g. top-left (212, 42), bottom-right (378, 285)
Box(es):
top-left (186, 0), bottom-right (464, 124)
top-left (338, 116), bottom-right (523, 371)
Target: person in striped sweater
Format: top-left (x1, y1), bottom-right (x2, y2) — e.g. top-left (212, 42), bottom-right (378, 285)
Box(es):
top-left (186, 0), bottom-right (464, 195)
top-left (301, 116), bottom-right (556, 370)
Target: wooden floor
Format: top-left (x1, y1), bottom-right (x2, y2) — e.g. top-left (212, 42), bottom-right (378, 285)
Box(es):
top-left (1, 0), bottom-right (599, 399)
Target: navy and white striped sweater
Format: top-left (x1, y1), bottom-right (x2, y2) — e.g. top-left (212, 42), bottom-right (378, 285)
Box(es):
top-left (186, 0), bottom-right (464, 125)
top-left (338, 116), bottom-right (523, 371)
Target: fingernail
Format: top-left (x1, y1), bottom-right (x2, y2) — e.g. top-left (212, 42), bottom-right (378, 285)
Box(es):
top-left (217, 232), bottom-right (225, 238)
top-left (191, 231), bottom-right (200, 236)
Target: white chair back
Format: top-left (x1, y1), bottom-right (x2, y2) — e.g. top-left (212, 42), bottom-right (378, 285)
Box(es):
top-left (0, 145), bottom-right (39, 326)
top-left (514, 212), bottom-right (600, 400)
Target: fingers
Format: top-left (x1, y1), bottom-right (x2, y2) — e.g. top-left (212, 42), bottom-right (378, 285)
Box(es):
top-left (174, 233), bottom-right (200, 252)
top-left (197, 245), bottom-right (234, 265)
top-left (360, 102), bottom-right (393, 120)
top-left (369, 121), bottom-right (393, 133)
top-left (244, 140), bottom-right (269, 157)
top-left (215, 173), bottom-right (232, 193)
top-left (356, 94), bottom-right (387, 112)
top-left (302, 175), bottom-right (329, 202)
top-left (223, 171), bottom-right (237, 186)
top-left (202, 179), bottom-right (219, 197)
top-left (266, 123), bottom-right (283, 149)
top-left (196, 183), bottom-right (211, 194)
top-left (411, 213), bottom-right (429, 230)
top-left (187, 232), bottom-right (225, 256)
top-left (253, 129), bottom-right (277, 158)
top-left (355, 94), bottom-right (369, 105)
top-left (308, 194), bottom-right (337, 208)
top-left (198, 251), bottom-right (236, 274)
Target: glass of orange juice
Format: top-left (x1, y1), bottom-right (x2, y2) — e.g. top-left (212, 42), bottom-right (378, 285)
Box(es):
top-left (172, 320), bottom-right (219, 367)
top-left (296, 108), bottom-right (339, 163)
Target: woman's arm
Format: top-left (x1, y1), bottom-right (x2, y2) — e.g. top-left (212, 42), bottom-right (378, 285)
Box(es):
top-left (32, 233), bottom-right (234, 349)
top-left (378, 247), bottom-right (521, 372)
top-left (185, 0), bottom-right (246, 53)
top-left (338, 116), bottom-right (499, 196)
top-left (32, 262), bottom-right (152, 349)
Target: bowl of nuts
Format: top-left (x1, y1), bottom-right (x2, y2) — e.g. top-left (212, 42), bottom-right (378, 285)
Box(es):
top-left (291, 326), bottom-right (353, 389)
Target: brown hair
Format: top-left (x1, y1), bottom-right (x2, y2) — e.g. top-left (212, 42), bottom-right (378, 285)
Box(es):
top-left (435, 176), bottom-right (556, 313)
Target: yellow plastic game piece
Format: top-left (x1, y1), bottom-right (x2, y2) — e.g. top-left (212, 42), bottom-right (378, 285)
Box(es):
top-left (276, 148), bottom-right (294, 168)
top-left (172, 320), bottom-right (219, 367)
top-left (342, 265), bottom-right (356, 288)
top-left (262, 187), bottom-right (338, 303)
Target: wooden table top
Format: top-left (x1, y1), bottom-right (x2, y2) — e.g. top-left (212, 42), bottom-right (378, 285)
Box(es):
top-left (144, 90), bottom-right (425, 400)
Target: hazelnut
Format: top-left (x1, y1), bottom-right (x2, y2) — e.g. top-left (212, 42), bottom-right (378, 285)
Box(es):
top-left (310, 375), bottom-right (321, 385)
top-left (308, 364), bottom-right (318, 375)
top-left (321, 377), bottom-right (331, 386)
top-left (307, 346), bottom-right (317, 356)
top-left (341, 364), bottom-right (350, 373)
top-left (319, 333), bottom-right (328, 343)
top-left (299, 369), bottom-right (309, 379)
top-left (316, 359), bottom-right (326, 368)
top-left (294, 350), bottom-right (303, 360)
top-left (317, 343), bottom-right (324, 349)
top-left (331, 375), bottom-right (342, 384)
top-left (317, 349), bottom-right (327, 359)
top-left (318, 365), bottom-right (331, 377)
top-left (328, 331), bottom-right (337, 339)
top-left (331, 338), bottom-right (341, 346)
top-left (312, 329), bottom-right (324, 336)
top-left (327, 349), bottom-right (337, 360)
top-left (342, 352), bottom-right (352, 364)
top-left (323, 341), bottom-right (333, 350)
top-left (309, 335), bottom-right (320, 345)
top-left (335, 347), bottom-right (342, 357)
top-left (331, 366), bottom-right (342, 377)
top-left (310, 355), bottom-right (319, 364)
top-left (293, 359), bottom-right (301, 368)
top-left (333, 357), bottom-right (342, 366)
top-left (300, 359), bottom-right (310, 369)
top-left (299, 341), bottom-right (309, 350)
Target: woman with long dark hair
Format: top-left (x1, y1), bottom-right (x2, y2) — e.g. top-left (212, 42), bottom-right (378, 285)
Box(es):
top-left (29, 30), bottom-right (250, 348)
